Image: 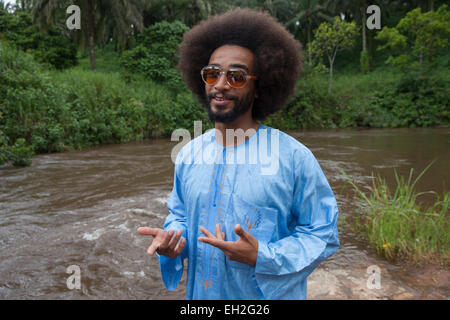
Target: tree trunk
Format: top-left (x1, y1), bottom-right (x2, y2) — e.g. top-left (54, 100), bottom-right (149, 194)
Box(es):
top-left (362, 6), bottom-right (367, 52)
top-left (307, 20), bottom-right (312, 65)
top-left (328, 56), bottom-right (334, 94)
top-left (87, 0), bottom-right (96, 70)
top-left (368, 29), bottom-right (374, 70)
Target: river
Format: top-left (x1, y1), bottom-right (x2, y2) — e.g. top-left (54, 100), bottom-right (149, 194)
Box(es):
top-left (0, 127), bottom-right (448, 299)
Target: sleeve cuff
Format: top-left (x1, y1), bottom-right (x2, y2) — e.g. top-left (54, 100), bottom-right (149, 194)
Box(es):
top-left (255, 240), bottom-right (274, 275)
top-left (156, 253), bottom-right (184, 291)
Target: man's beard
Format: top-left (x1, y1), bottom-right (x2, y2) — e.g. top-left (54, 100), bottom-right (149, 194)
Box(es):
top-left (206, 91), bottom-right (255, 123)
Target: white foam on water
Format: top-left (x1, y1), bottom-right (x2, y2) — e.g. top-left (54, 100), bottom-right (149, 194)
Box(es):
top-left (155, 197), bottom-right (169, 206)
top-left (82, 228), bottom-right (106, 241)
top-left (121, 271), bottom-right (146, 278)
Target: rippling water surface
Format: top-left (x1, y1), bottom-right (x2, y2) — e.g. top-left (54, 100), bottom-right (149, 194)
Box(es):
top-left (0, 127), bottom-right (448, 299)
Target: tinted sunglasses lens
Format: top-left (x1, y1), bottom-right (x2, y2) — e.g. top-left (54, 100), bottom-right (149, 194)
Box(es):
top-left (202, 67), bottom-right (220, 84)
top-left (227, 70), bottom-right (246, 87)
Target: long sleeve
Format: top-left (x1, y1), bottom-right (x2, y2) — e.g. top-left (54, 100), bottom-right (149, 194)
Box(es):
top-left (157, 160), bottom-right (189, 291)
top-left (254, 148), bottom-right (340, 299)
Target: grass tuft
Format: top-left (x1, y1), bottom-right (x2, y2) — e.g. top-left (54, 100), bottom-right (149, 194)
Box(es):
top-left (341, 162), bottom-right (449, 266)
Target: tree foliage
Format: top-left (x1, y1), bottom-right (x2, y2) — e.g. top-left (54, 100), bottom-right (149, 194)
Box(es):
top-left (311, 17), bottom-right (359, 92)
top-left (120, 20), bottom-right (188, 90)
top-left (376, 4), bottom-right (450, 68)
top-left (0, 9), bottom-right (77, 69)
top-left (31, 0), bottom-right (144, 69)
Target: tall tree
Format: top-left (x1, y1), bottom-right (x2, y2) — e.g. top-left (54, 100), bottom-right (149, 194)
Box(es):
top-left (31, 0), bottom-right (144, 69)
top-left (327, 0), bottom-right (398, 71)
top-left (285, 0), bottom-right (334, 65)
top-left (311, 17), bottom-right (359, 93)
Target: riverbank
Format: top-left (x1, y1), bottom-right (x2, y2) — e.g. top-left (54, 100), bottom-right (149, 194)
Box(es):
top-left (308, 256), bottom-right (449, 299)
top-left (1, 45), bottom-right (449, 168)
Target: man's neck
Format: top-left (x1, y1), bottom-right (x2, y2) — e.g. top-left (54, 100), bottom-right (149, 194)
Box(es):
top-left (214, 115), bottom-right (260, 147)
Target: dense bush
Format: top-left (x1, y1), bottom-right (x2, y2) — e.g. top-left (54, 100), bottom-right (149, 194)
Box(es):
top-left (345, 69), bottom-right (449, 128)
top-left (120, 21), bottom-right (188, 90)
top-left (264, 76), bottom-right (341, 130)
top-left (0, 44), bottom-right (70, 154)
top-left (0, 44), bottom-right (208, 162)
top-left (0, 9), bottom-right (77, 69)
top-left (0, 128), bottom-right (34, 166)
top-left (135, 20), bottom-right (189, 65)
top-left (265, 62), bottom-right (449, 130)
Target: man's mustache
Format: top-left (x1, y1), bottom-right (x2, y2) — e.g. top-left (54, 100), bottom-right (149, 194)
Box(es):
top-left (207, 92), bottom-right (238, 101)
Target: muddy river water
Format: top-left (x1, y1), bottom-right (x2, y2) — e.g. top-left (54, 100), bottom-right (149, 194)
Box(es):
top-left (0, 127), bottom-right (448, 299)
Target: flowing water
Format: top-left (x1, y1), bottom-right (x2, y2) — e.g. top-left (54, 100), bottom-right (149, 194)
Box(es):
top-left (0, 127), bottom-right (448, 299)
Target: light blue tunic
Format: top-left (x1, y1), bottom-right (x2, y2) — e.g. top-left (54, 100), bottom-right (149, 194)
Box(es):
top-left (156, 124), bottom-right (339, 299)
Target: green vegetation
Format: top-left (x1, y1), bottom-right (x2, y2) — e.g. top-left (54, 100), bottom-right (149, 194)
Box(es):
top-left (376, 5), bottom-right (450, 68)
top-left (0, 1), bottom-right (449, 169)
top-left (0, 9), bottom-right (77, 69)
top-left (265, 63), bottom-right (449, 129)
top-left (119, 20), bottom-right (189, 90)
top-left (0, 44), bottom-right (209, 165)
top-left (311, 17), bottom-right (359, 93)
top-left (341, 164), bottom-right (449, 266)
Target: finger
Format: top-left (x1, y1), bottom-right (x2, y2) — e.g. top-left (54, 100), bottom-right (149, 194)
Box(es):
top-left (168, 230), bottom-right (183, 251)
top-left (159, 229), bottom-right (175, 250)
top-left (234, 224), bottom-right (250, 241)
top-left (199, 226), bottom-right (215, 239)
top-left (174, 237), bottom-right (186, 255)
top-left (147, 239), bottom-right (161, 255)
top-left (137, 227), bottom-right (158, 236)
top-left (198, 235), bottom-right (223, 248)
top-left (215, 224), bottom-right (223, 241)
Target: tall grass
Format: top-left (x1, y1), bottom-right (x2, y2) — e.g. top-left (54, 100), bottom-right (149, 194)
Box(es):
top-left (0, 45), bottom-right (209, 158)
top-left (341, 162), bottom-right (450, 266)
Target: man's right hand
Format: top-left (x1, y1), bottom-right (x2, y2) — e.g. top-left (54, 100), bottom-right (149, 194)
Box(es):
top-left (137, 227), bottom-right (186, 258)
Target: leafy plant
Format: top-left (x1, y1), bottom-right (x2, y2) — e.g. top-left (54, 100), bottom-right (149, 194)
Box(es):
top-left (311, 17), bottom-right (359, 93)
top-left (120, 20), bottom-right (188, 90)
top-left (375, 5), bottom-right (450, 68)
top-left (341, 163), bottom-right (449, 266)
top-left (0, 9), bottom-right (77, 69)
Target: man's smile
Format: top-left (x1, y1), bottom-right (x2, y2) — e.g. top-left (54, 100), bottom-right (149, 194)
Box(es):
top-left (211, 97), bottom-right (233, 107)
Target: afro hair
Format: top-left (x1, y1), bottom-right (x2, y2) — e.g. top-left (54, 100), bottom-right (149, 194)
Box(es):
top-left (177, 8), bottom-right (304, 121)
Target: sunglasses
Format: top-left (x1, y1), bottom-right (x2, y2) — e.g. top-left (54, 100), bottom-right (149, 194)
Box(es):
top-left (200, 65), bottom-right (257, 88)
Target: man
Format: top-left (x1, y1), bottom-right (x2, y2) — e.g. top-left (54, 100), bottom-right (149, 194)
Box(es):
top-left (138, 8), bottom-right (339, 300)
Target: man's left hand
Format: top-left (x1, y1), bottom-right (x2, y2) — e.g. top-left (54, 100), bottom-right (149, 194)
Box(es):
top-left (198, 223), bottom-right (258, 266)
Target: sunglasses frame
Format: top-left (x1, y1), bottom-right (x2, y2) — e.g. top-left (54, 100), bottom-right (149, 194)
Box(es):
top-left (200, 65), bottom-right (257, 88)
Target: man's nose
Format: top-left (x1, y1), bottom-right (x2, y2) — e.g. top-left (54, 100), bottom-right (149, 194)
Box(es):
top-left (214, 72), bottom-right (230, 90)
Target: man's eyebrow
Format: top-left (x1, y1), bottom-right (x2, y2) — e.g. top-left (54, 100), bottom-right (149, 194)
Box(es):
top-left (207, 63), bottom-right (250, 72)
top-left (230, 64), bottom-right (249, 72)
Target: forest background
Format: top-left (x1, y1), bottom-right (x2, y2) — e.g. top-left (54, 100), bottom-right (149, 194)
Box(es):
top-left (0, 0), bottom-right (449, 165)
